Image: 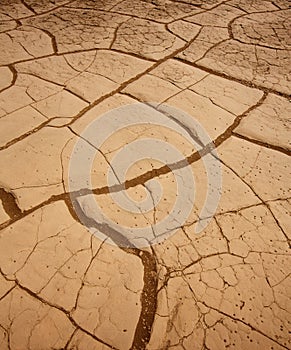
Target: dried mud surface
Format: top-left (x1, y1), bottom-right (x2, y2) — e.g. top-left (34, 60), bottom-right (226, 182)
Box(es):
top-left (0, 0), bottom-right (290, 349)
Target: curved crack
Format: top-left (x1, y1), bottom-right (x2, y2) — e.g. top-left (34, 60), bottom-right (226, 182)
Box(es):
top-left (69, 196), bottom-right (158, 349)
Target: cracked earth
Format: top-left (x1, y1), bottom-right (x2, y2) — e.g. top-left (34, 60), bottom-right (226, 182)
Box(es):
top-left (0, 0), bottom-right (290, 349)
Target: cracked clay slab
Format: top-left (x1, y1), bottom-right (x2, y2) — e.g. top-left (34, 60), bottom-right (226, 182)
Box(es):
top-left (0, 0), bottom-right (290, 349)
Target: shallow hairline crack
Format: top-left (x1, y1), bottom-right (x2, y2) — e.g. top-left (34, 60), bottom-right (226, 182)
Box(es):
top-left (2, 279), bottom-right (119, 350)
top-left (9, 0), bottom-right (76, 22)
top-left (228, 6), bottom-right (290, 47)
top-left (197, 300), bottom-right (290, 349)
top-left (179, 0), bottom-right (230, 23)
top-left (174, 57), bottom-right (291, 99)
top-left (178, 271), bottom-right (288, 346)
top-left (215, 153), bottom-right (291, 246)
top-left (90, 3), bottom-right (202, 26)
top-left (67, 126), bottom-right (123, 188)
top-left (71, 238), bottom-right (107, 313)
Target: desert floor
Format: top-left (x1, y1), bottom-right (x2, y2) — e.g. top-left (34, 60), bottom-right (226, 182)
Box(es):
top-left (0, 0), bottom-right (290, 349)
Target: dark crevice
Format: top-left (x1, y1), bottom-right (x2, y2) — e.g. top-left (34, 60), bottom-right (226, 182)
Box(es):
top-left (20, 0), bottom-right (37, 15)
top-left (0, 285), bottom-right (16, 303)
top-left (165, 23), bottom-right (187, 42)
top-left (233, 133), bottom-right (291, 156)
top-left (0, 194), bottom-right (67, 231)
top-left (193, 38), bottom-right (231, 63)
top-left (67, 197), bottom-right (158, 350)
top-left (0, 65), bottom-right (17, 94)
top-left (109, 21), bottom-right (125, 49)
top-left (33, 27), bottom-right (59, 53)
top-left (130, 250), bottom-right (158, 350)
top-left (0, 93), bottom-right (268, 231)
top-left (0, 188), bottom-right (22, 219)
top-left (63, 329), bottom-right (78, 350)
top-left (5, 47), bottom-right (157, 68)
top-left (69, 194), bottom-right (137, 248)
top-left (63, 87), bottom-right (90, 104)
top-left (0, 119), bottom-right (51, 151)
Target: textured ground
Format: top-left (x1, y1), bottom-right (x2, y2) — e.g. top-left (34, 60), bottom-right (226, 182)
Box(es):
top-left (0, 0), bottom-right (290, 349)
